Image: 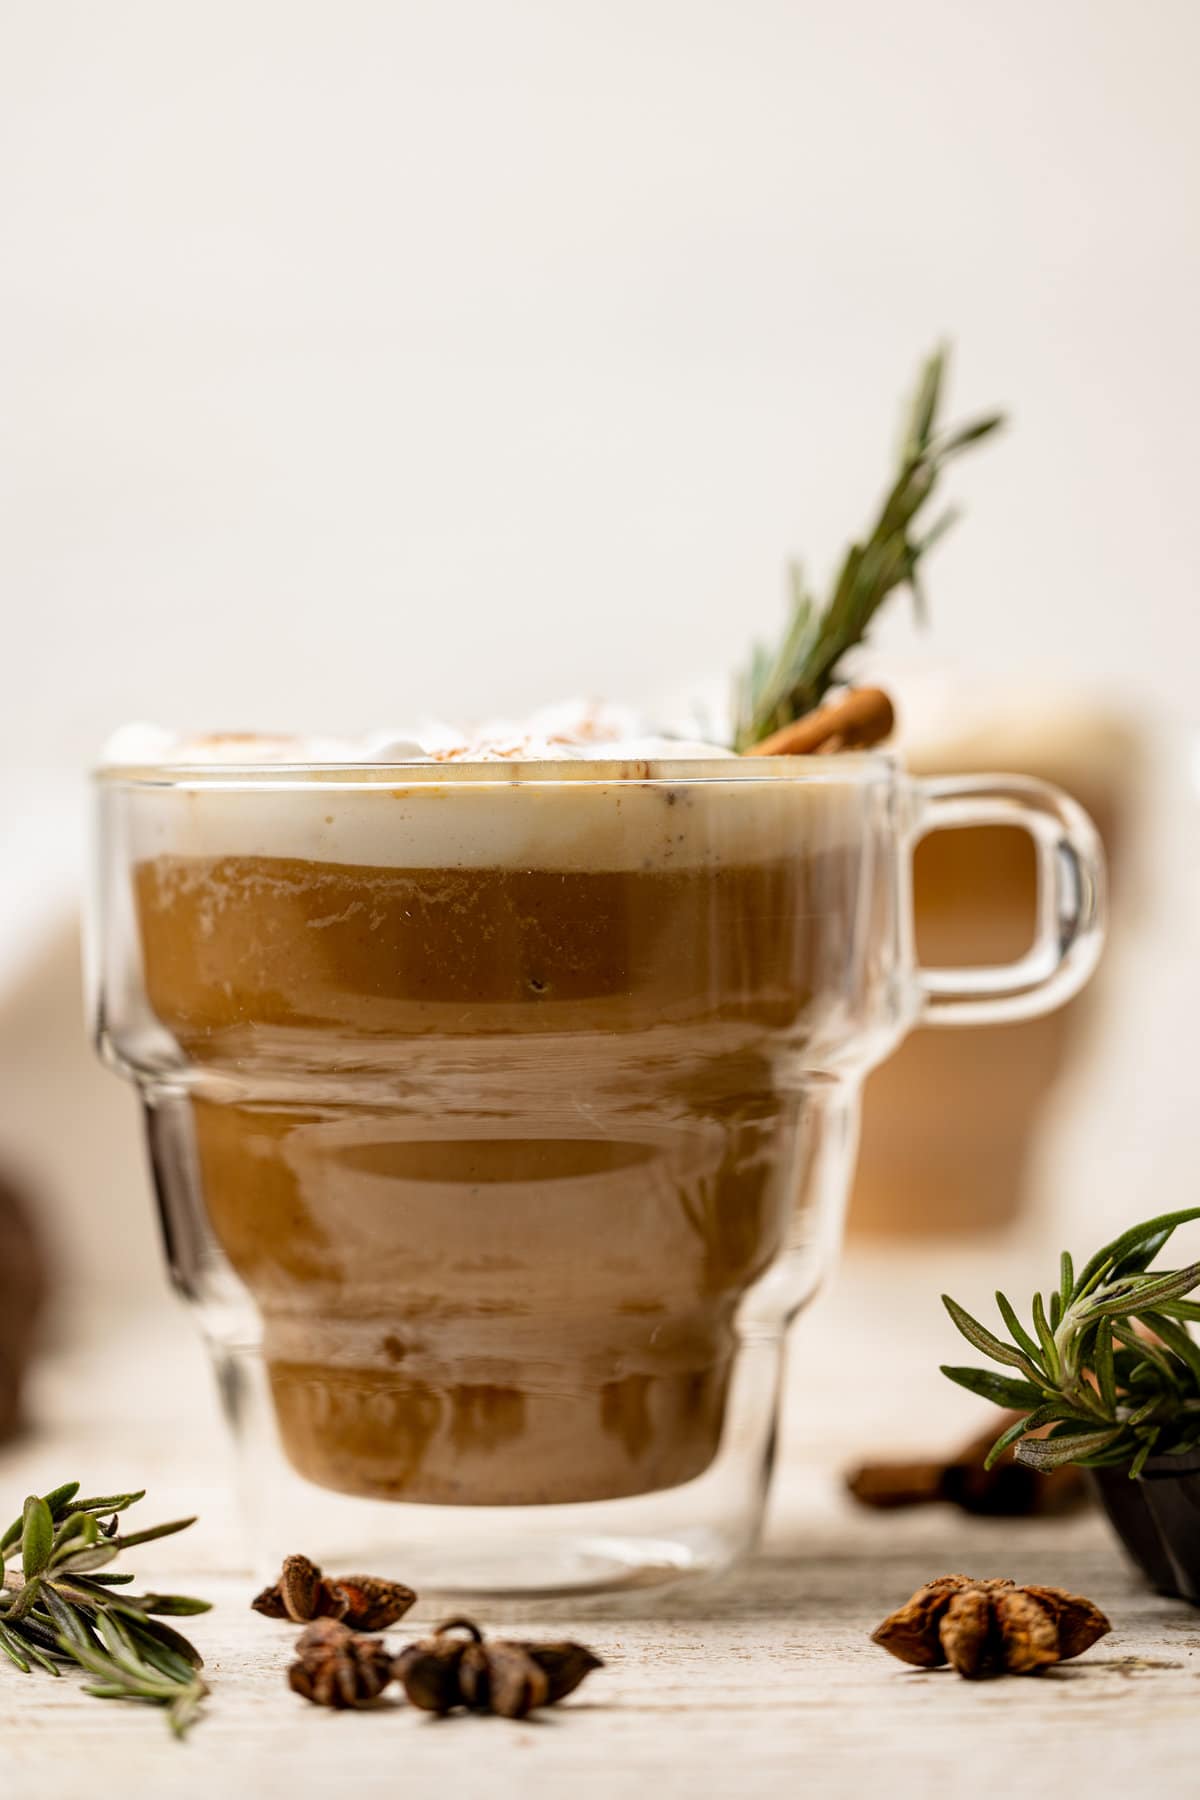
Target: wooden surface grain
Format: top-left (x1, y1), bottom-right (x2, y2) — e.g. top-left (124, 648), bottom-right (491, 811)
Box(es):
top-left (3, 1259), bottom-right (1198, 1798)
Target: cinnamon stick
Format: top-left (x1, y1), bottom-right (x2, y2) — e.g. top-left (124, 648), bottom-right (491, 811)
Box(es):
top-left (744, 687), bottom-right (895, 758)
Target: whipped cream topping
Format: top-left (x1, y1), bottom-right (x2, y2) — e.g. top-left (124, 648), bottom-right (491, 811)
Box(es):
top-left (101, 702), bottom-right (879, 876)
top-left (102, 702), bottom-right (734, 768)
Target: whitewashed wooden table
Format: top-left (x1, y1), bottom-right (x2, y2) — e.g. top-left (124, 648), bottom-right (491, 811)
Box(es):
top-left (3, 1256), bottom-right (1198, 1799)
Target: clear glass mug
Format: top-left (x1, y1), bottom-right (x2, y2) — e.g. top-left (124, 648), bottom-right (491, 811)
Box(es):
top-left (87, 754), bottom-right (1103, 1595)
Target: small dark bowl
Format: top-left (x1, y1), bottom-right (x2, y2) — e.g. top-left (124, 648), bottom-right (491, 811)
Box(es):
top-left (1092, 1447), bottom-right (1200, 1604)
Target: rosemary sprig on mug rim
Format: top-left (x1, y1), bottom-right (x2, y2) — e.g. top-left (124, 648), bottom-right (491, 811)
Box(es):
top-left (731, 346), bottom-right (1005, 752)
top-left (0, 1482), bottom-right (210, 1735)
top-left (942, 1208), bottom-right (1200, 1478)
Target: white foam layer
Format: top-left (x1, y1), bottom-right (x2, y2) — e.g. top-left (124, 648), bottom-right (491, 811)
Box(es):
top-left (115, 765), bottom-right (879, 874)
top-left (104, 704), bottom-right (886, 873)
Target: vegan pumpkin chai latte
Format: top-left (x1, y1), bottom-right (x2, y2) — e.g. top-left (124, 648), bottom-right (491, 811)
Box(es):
top-left (121, 703), bottom-right (897, 1506)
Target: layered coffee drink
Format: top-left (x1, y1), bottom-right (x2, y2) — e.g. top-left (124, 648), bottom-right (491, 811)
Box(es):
top-left (113, 715), bottom-right (901, 1507)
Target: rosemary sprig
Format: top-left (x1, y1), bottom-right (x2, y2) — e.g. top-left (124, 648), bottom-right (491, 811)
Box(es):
top-left (941, 1208), bottom-right (1200, 1477)
top-left (731, 346), bottom-right (1005, 751)
top-left (0, 1482), bottom-right (210, 1735)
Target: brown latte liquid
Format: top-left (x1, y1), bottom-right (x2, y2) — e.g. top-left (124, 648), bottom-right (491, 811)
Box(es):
top-left (134, 847), bottom-right (846, 1505)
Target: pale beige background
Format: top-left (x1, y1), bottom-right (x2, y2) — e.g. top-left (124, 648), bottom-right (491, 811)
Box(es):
top-left (4, 0), bottom-right (1199, 762)
top-left (2, 0), bottom-right (1199, 1300)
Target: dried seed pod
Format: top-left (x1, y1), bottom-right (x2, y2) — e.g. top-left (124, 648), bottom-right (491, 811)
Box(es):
top-left (873, 1574), bottom-right (1111, 1680)
top-left (295, 1617), bottom-right (354, 1651)
top-left (252, 1553), bottom-right (349, 1624)
top-left (392, 1640), bottom-right (464, 1714)
top-left (1018, 1584), bottom-right (1112, 1661)
top-left (250, 1585), bottom-right (290, 1620)
top-left (937, 1584), bottom-right (996, 1678)
top-left (991, 1587), bottom-right (1060, 1676)
top-left (482, 1643), bottom-right (550, 1720)
top-left (455, 1636), bottom-right (495, 1711)
top-left (288, 1617), bottom-right (394, 1709)
top-left (393, 1617), bottom-right (603, 1717)
top-left (330, 1573), bottom-right (417, 1632)
top-left (284, 1554), bottom-right (322, 1619)
top-left (393, 1621), bottom-right (478, 1715)
top-left (517, 1641), bottom-right (606, 1704)
top-left (870, 1574), bottom-right (972, 1667)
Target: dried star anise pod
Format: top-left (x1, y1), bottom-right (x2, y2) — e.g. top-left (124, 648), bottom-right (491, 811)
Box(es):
top-left (872, 1574), bottom-right (1110, 1679)
top-left (328, 1573), bottom-right (417, 1631)
top-left (287, 1618), bottom-right (395, 1709)
top-left (252, 1554), bottom-right (348, 1623)
top-left (252, 1554), bottom-right (416, 1630)
top-left (394, 1617), bottom-right (603, 1719)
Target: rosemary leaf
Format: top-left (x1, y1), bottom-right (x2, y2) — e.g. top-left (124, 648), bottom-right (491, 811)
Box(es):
top-left (994, 1291), bottom-right (1045, 1372)
top-left (168, 1681), bottom-right (209, 1740)
top-left (982, 1413), bottom-right (1037, 1470)
top-left (1059, 1251), bottom-right (1075, 1311)
top-left (49, 1512), bottom-right (90, 1557)
top-left (5, 1613), bottom-right (62, 1656)
top-left (39, 1580), bottom-right (95, 1649)
top-left (21, 1498), bottom-right (54, 1581)
top-left (71, 1491), bottom-right (146, 1516)
top-left (54, 1543), bottom-right (121, 1574)
top-left (939, 1366), bottom-right (1045, 1409)
top-left (1031, 1292), bottom-right (1060, 1381)
top-left (0, 1484), bottom-right (80, 1557)
top-left (1129, 1436), bottom-right (1157, 1479)
top-left (1093, 1318), bottom-right (1118, 1414)
top-left (1089, 1261), bottom-right (1200, 1318)
top-left (1074, 1207), bottom-right (1200, 1299)
top-left (941, 1296), bottom-right (1039, 1376)
top-left (96, 1609), bottom-right (151, 1681)
top-left (1135, 1312), bottom-right (1200, 1382)
top-left (109, 1606), bottom-right (205, 1670)
top-left (1015, 1428), bottom-right (1122, 1471)
top-left (0, 1620), bottom-right (32, 1672)
top-left (105, 1517), bottom-right (196, 1553)
top-left (981, 1402), bottom-right (1071, 1470)
top-left (125, 1620), bottom-right (203, 1685)
top-left (59, 1632), bottom-right (189, 1702)
top-left (15, 1631), bottom-right (63, 1677)
top-left (134, 1594), bottom-right (214, 1618)
top-left (1157, 1299), bottom-right (1200, 1323)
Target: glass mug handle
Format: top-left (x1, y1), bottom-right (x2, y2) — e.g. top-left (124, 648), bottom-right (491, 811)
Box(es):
top-left (913, 774), bottom-right (1107, 1027)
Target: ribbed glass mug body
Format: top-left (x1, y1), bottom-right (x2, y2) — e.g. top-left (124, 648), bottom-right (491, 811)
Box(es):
top-left (88, 756), bottom-right (1100, 1591)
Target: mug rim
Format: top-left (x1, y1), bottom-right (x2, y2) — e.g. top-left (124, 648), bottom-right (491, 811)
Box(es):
top-left (93, 750), bottom-right (901, 789)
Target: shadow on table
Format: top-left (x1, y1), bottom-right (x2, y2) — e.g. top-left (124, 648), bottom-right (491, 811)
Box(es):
top-left (496, 1517), bottom-right (1160, 1632)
